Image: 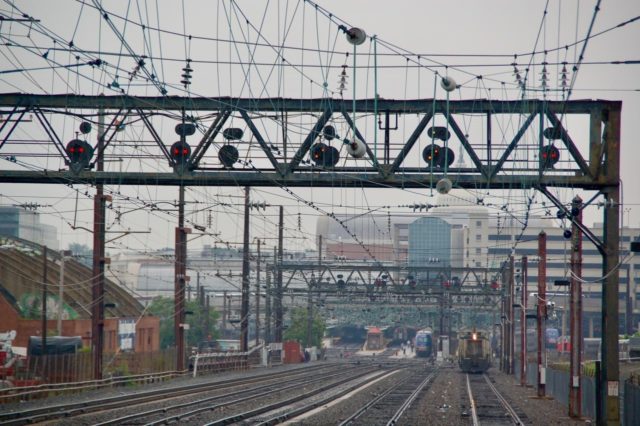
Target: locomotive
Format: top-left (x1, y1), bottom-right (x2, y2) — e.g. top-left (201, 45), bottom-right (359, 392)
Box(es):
top-left (458, 329), bottom-right (491, 373)
top-left (414, 328), bottom-right (433, 358)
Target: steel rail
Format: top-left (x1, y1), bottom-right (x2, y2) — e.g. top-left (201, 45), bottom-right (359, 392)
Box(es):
top-left (0, 363), bottom-right (334, 425)
top-left (108, 365), bottom-right (372, 426)
top-left (482, 373), bottom-right (525, 426)
top-left (201, 366), bottom-right (384, 426)
top-left (466, 374), bottom-right (480, 426)
top-left (386, 370), bottom-right (437, 425)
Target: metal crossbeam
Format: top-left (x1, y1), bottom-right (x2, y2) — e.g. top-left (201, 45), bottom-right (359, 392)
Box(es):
top-left (0, 95), bottom-right (621, 192)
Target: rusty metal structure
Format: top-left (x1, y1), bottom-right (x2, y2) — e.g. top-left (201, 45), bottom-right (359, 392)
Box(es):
top-left (0, 94), bottom-right (623, 422)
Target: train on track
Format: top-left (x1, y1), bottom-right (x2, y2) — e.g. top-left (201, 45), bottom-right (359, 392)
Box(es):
top-left (458, 329), bottom-right (491, 373)
top-left (414, 328), bottom-right (434, 358)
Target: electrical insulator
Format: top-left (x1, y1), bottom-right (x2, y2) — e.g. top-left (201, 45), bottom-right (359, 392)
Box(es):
top-left (181, 60), bottom-right (193, 88)
top-left (66, 139), bottom-right (93, 171)
top-left (540, 144), bottom-right (560, 169)
top-left (540, 65), bottom-right (548, 90)
top-left (560, 64), bottom-right (568, 88)
top-left (344, 137), bottom-right (366, 158)
top-left (170, 141), bottom-right (191, 165)
top-left (218, 144), bottom-right (239, 168)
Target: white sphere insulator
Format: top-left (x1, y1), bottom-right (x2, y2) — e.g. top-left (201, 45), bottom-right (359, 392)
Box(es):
top-left (345, 138), bottom-right (366, 158)
top-left (440, 76), bottom-right (457, 92)
top-left (346, 27), bottom-right (367, 46)
top-left (436, 178), bottom-right (453, 195)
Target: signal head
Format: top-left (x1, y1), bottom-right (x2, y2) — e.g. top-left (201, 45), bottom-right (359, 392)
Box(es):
top-left (170, 141), bottom-right (191, 165)
top-left (218, 144), bottom-right (239, 168)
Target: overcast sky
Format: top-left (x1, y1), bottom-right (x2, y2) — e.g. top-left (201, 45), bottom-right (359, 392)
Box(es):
top-left (0, 0), bottom-right (638, 256)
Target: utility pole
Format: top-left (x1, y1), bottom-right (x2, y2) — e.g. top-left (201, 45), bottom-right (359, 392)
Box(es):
top-left (255, 238), bottom-right (261, 346)
top-left (520, 255), bottom-right (527, 386)
top-left (174, 184), bottom-right (189, 371)
top-left (92, 110), bottom-right (108, 380)
top-left (41, 246), bottom-right (48, 355)
top-left (205, 294), bottom-right (210, 341)
top-left (508, 255), bottom-right (515, 375)
top-left (537, 231), bottom-right (547, 397)
top-left (275, 206), bottom-right (284, 343)
top-left (240, 187), bottom-right (251, 353)
top-left (569, 196), bottom-right (583, 418)
top-left (306, 236), bottom-right (321, 349)
top-left (222, 290), bottom-right (228, 338)
top-left (265, 258), bottom-right (272, 344)
top-left (57, 250), bottom-right (71, 336)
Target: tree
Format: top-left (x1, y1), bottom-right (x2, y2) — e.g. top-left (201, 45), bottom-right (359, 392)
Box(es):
top-left (283, 307), bottom-right (326, 348)
top-left (67, 243), bottom-right (92, 268)
top-left (147, 296), bottom-right (220, 349)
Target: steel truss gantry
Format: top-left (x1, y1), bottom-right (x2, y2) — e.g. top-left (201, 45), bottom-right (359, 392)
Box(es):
top-left (0, 94), bottom-right (622, 423)
top-left (0, 95), bottom-right (620, 190)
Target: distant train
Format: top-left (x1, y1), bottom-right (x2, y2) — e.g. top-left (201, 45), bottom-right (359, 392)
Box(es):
top-left (414, 329), bottom-right (434, 358)
top-left (458, 330), bottom-right (491, 373)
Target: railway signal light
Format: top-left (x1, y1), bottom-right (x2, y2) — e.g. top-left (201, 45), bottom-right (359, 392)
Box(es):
top-left (310, 142), bottom-right (340, 167)
top-left (422, 144), bottom-right (455, 168)
top-left (541, 145), bottom-right (560, 168)
top-left (422, 144), bottom-right (441, 167)
top-left (426, 126), bottom-right (451, 141)
top-left (79, 121), bottom-right (92, 134)
top-left (65, 139), bottom-right (93, 172)
top-left (170, 141), bottom-right (191, 165)
top-left (218, 144), bottom-right (239, 168)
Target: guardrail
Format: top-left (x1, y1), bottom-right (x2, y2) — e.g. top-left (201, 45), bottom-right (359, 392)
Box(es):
top-left (191, 344), bottom-right (263, 378)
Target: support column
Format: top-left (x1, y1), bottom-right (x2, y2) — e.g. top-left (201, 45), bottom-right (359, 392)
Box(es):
top-left (265, 262), bottom-right (272, 343)
top-left (174, 184), bottom-right (188, 371)
top-left (255, 239), bottom-right (261, 346)
top-left (521, 255), bottom-right (528, 386)
top-left (240, 187), bottom-right (250, 353)
top-left (41, 246), bottom-right (48, 355)
top-left (92, 111), bottom-right (107, 380)
top-left (627, 265), bottom-right (633, 335)
top-left (537, 231), bottom-right (547, 397)
top-left (569, 196), bottom-right (583, 418)
top-left (205, 294), bottom-right (210, 341)
top-left (222, 290), bottom-right (228, 338)
top-left (602, 187), bottom-right (621, 425)
top-left (275, 206), bottom-right (284, 343)
top-left (509, 255), bottom-right (515, 375)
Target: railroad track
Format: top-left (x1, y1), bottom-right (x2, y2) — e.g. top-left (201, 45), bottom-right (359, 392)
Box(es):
top-left (465, 373), bottom-right (527, 425)
top-left (338, 366), bottom-right (438, 426)
top-left (0, 363), bottom-right (342, 426)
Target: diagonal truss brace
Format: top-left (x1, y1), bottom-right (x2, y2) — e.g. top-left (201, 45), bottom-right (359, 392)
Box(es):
top-left (287, 108), bottom-right (333, 174)
top-left (32, 108), bottom-right (68, 161)
top-left (489, 112), bottom-right (537, 179)
top-left (0, 105), bottom-right (22, 151)
top-left (137, 110), bottom-right (173, 165)
top-left (190, 110), bottom-right (231, 167)
top-left (545, 111), bottom-right (592, 178)
top-left (240, 110), bottom-right (282, 175)
top-left (536, 184), bottom-right (605, 255)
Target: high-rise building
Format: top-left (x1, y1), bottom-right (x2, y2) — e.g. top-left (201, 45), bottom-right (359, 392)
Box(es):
top-left (0, 206), bottom-right (58, 249)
